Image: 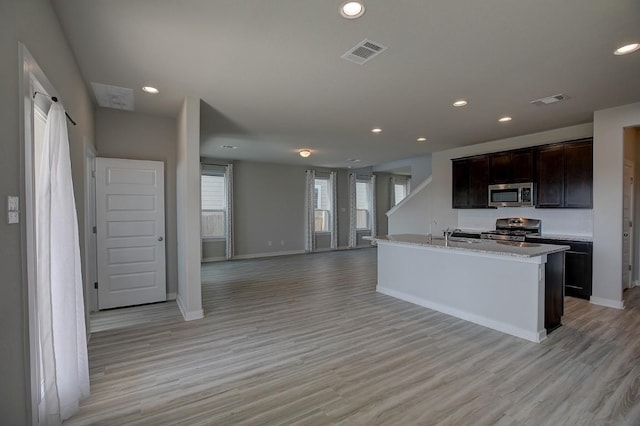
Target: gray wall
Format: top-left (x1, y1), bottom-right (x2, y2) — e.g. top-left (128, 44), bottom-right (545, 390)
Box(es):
top-left (1, 1), bottom-right (96, 423)
top-left (233, 161), bottom-right (308, 256)
top-left (95, 108), bottom-right (178, 296)
top-left (373, 154), bottom-right (432, 187)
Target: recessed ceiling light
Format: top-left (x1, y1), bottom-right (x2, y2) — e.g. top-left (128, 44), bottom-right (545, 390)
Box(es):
top-left (299, 149), bottom-right (311, 158)
top-left (416, 137), bottom-right (427, 142)
top-left (220, 145), bottom-right (237, 149)
top-left (498, 116), bottom-right (512, 123)
top-left (371, 127), bottom-right (382, 133)
top-left (340, 1), bottom-right (365, 19)
top-left (453, 100), bottom-right (468, 107)
top-left (141, 86), bottom-right (159, 94)
top-left (614, 43), bottom-right (640, 56)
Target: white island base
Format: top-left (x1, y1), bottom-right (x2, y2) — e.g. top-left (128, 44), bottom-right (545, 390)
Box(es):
top-left (374, 235), bottom-right (567, 343)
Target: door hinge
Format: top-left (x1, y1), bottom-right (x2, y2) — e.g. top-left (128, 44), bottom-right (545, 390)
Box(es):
top-left (629, 265), bottom-right (632, 272)
top-left (92, 226), bottom-right (97, 234)
top-left (91, 170), bottom-right (96, 178)
top-left (94, 282), bottom-right (98, 289)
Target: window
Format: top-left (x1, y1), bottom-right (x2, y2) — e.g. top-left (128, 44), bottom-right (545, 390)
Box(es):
top-left (356, 180), bottom-right (371, 230)
top-left (394, 179), bottom-right (411, 205)
top-left (201, 174), bottom-right (226, 238)
top-left (314, 177), bottom-right (331, 232)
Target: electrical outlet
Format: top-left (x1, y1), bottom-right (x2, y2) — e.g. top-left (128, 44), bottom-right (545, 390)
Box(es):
top-left (280, 240), bottom-right (285, 246)
top-left (267, 240), bottom-right (272, 247)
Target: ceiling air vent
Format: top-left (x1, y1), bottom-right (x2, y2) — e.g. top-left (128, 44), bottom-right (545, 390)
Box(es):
top-left (91, 82), bottom-right (134, 111)
top-left (341, 39), bottom-right (388, 65)
top-left (530, 93), bottom-right (569, 106)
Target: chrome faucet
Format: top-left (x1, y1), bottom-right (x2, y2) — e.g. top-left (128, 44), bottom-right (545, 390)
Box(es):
top-left (444, 227), bottom-right (461, 243)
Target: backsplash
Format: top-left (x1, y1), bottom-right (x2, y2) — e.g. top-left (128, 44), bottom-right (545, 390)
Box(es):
top-left (458, 208), bottom-right (593, 236)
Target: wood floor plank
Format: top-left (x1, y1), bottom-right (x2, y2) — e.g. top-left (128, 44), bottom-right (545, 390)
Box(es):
top-left (65, 248), bottom-right (640, 425)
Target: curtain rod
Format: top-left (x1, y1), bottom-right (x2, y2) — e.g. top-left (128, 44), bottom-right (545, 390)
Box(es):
top-left (33, 91), bottom-right (77, 126)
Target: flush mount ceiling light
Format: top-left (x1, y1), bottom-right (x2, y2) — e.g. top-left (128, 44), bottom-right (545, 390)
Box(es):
top-left (453, 100), bottom-right (468, 107)
top-left (416, 137), bottom-right (427, 142)
top-left (614, 43), bottom-right (640, 55)
top-left (299, 149), bottom-right (312, 158)
top-left (371, 127), bottom-right (382, 133)
top-left (498, 116), bottom-right (512, 123)
top-left (141, 85), bottom-right (159, 94)
top-left (220, 145), bottom-right (237, 149)
top-left (340, 1), bottom-right (365, 19)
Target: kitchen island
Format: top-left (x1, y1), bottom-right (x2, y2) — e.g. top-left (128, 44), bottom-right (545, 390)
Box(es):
top-left (372, 234), bottom-right (569, 342)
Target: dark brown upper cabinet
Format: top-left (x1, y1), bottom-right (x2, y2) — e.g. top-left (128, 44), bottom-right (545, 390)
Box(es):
top-left (489, 148), bottom-right (533, 184)
top-left (564, 140), bottom-right (593, 208)
top-left (536, 138), bottom-right (593, 208)
top-left (452, 155), bottom-right (491, 209)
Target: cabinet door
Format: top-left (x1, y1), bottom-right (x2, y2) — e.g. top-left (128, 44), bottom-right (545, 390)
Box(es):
top-left (452, 160), bottom-right (470, 208)
top-left (536, 145), bottom-right (565, 207)
top-left (564, 141), bottom-right (593, 208)
top-left (468, 156), bottom-right (490, 208)
top-left (510, 149), bottom-right (534, 183)
top-left (489, 153), bottom-right (511, 184)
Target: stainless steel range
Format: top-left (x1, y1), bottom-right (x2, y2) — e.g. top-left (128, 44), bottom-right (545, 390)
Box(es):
top-left (481, 218), bottom-right (541, 242)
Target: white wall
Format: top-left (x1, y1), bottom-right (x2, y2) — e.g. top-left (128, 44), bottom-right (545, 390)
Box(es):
top-left (373, 154), bottom-right (432, 187)
top-left (593, 102), bottom-right (640, 308)
top-left (176, 97), bottom-right (203, 320)
top-left (389, 123), bottom-right (593, 237)
top-left (96, 108), bottom-right (178, 298)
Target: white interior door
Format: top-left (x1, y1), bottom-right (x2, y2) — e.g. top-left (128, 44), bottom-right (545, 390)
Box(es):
top-left (96, 158), bottom-right (166, 309)
top-left (623, 161), bottom-right (634, 289)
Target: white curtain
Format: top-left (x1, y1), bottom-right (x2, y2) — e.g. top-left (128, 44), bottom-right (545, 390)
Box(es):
top-left (304, 169), bottom-right (316, 252)
top-left (370, 174), bottom-right (377, 244)
top-left (329, 171), bottom-right (338, 250)
top-left (225, 163), bottom-right (234, 260)
top-left (348, 172), bottom-right (357, 249)
top-left (36, 103), bottom-right (90, 424)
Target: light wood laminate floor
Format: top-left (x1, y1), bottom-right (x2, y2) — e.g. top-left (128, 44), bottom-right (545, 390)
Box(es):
top-left (68, 249), bottom-right (640, 425)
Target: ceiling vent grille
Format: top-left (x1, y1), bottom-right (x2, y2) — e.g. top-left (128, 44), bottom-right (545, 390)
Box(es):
top-left (91, 82), bottom-right (134, 111)
top-left (341, 39), bottom-right (388, 64)
top-left (530, 93), bottom-right (569, 106)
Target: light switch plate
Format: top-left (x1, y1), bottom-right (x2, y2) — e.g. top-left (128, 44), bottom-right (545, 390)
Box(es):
top-left (7, 196), bottom-right (19, 212)
top-left (8, 211), bottom-right (19, 224)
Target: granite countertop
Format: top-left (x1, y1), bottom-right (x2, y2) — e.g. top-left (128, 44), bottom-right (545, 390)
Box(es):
top-left (373, 234), bottom-right (570, 258)
top-left (525, 234), bottom-right (593, 242)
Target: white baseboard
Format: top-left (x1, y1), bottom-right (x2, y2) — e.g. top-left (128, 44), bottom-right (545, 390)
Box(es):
top-left (167, 292), bottom-right (177, 301)
top-left (176, 295), bottom-right (204, 321)
top-left (377, 286), bottom-right (547, 343)
top-left (589, 296), bottom-right (625, 310)
top-left (632, 280), bottom-right (640, 288)
top-left (233, 249), bottom-right (305, 260)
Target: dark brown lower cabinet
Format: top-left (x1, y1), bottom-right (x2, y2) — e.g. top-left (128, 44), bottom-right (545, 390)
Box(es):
top-left (528, 237), bottom-right (593, 300)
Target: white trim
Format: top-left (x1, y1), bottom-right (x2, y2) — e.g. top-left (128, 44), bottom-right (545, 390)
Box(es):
top-left (84, 144), bottom-right (97, 315)
top-left (633, 280), bottom-right (640, 288)
top-left (386, 176), bottom-right (432, 217)
top-left (233, 249), bottom-right (306, 260)
top-left (589, 296), bottom-right (625, 309)
top-left (377, 286), bottom-right (547, 343)
top-left (20, 43), bottom-right (63, 426)
top-left (176, 294), bottom-right (204, 321)
top-left (167, 292), bottom-right (177, 301)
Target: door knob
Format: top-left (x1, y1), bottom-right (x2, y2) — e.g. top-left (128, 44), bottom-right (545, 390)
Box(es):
top-left (158, 236), bottom-right (164, 241)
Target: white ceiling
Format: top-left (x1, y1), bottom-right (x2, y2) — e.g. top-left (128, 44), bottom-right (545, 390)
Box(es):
top-left (52, 0), bottom-right (640, 168)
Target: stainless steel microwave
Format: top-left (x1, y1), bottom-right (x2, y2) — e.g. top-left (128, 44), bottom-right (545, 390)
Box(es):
top-left (488, 183), bottom-right (534, 207)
